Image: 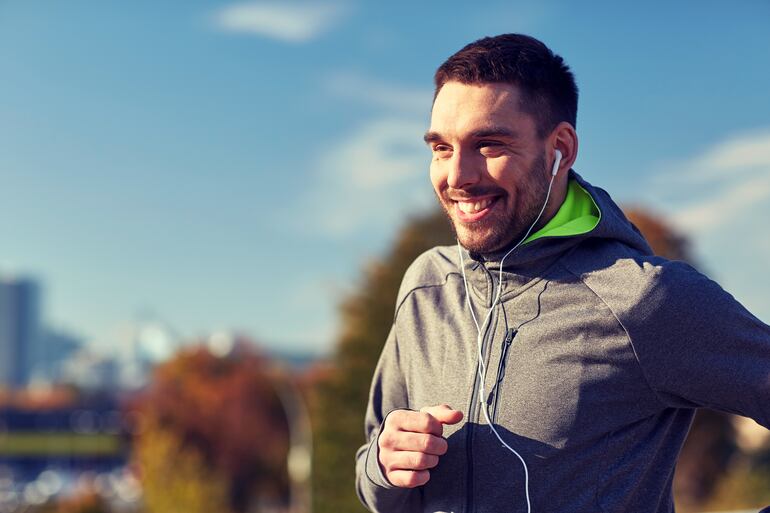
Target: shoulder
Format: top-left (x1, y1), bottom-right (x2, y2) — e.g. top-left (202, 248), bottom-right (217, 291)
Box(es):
top-left (561, 238), bottom-right (733, 328)
top-left (395, 245), bottom-right (460, 311)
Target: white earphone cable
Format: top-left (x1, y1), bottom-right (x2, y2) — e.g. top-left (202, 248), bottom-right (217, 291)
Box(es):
top-left (457, 152), bottom-right (560, 513)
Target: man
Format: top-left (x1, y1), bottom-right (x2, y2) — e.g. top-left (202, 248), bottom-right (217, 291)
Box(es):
top-left (354, 34), bottom-right (770, 512)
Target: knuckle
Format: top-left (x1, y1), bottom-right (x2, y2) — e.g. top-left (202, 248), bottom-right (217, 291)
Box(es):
top-left (411, 453), bottom-right (427, 469)
top-left (410, 470), bottom-right (429, 487)
top-left (404, 472), bottom-right (419, 487)
top-left (378, 431), bottom-right (394, 449)
top-left (418, 412), bottom-right (432, 431)
top-left (386, 411), bottom-right (404, 427)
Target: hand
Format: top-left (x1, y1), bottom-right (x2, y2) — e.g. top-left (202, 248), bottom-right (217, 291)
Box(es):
top-left (377, 404), bottom-right (464, 488)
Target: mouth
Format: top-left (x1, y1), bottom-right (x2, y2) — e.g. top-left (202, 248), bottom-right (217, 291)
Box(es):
top-left (451, 195), bottom-right (500, 223)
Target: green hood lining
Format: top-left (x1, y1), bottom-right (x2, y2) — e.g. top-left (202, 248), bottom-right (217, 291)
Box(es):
top-left (523, 177), bottom-right (601, 244)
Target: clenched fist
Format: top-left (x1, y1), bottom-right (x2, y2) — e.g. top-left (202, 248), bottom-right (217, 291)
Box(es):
top-left (377, 404), bottom-right (464, 488)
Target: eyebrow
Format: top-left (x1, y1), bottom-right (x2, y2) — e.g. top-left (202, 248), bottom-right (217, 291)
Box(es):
top-left (423, 126), bottom-right (519, 144)
top-left (471, 126), bottom-right (519, 139)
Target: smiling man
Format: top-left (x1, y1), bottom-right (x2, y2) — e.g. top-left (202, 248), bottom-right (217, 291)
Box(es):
top-left (425, 80), bottom-right (574, 254)
top-left (355, 34), bottom-right (770, 512)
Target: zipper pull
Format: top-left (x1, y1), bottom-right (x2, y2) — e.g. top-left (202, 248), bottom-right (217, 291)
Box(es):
top-left (502, 328), bottom-right (517, 349)
top-left (496, 328), bottom-right (518, 384)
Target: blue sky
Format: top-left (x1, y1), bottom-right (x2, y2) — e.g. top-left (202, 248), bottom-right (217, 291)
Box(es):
top-left (0, 1), bottom-right (768, 357)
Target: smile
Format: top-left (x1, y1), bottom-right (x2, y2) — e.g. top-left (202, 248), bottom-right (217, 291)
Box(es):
top-left (457, 197), bottom-right (494, 214)
top-left (452, 196), bottom-right (500, 222)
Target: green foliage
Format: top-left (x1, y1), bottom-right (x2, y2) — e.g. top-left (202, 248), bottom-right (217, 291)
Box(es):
top-left (135, 416), bottom-right (231, 513)
top-left (700, 457), bottom-right (770, 510)
top-left (312, 210), bottom-right (454, 513)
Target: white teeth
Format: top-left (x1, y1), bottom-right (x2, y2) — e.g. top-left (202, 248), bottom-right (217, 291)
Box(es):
top-left (457, 198), bottom-right (493, 214)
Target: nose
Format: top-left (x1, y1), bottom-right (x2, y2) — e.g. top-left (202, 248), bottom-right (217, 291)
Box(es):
top-left (446, 149), bottom-right (481, 189)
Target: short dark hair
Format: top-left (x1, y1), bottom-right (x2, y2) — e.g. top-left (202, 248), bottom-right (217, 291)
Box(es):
top-left (434, 34), bottom-right (578, 138)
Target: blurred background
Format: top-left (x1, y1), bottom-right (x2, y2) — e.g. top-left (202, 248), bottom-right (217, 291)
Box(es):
top-left (0, 1), bottom-right (769, 512)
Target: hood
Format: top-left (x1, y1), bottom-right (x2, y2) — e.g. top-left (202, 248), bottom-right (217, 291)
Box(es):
top-left (461, 170), bottom-right (654, 302)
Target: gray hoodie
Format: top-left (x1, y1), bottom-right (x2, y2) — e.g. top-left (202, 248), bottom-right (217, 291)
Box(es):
top-left (355, 171), bottom-right (770, 513)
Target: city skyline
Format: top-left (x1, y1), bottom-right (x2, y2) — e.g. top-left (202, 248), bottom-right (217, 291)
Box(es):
top-left (1, 1), bottom-right (769, 355)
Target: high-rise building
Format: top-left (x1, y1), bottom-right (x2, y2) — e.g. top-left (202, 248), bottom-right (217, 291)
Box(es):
top-left (0, 276), bottom-right (41, 389)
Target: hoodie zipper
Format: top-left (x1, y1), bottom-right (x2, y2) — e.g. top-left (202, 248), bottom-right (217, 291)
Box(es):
top-left (490, 328), bottom-right (517, 424)
top-left (464, 297), bottom-right (498, 513)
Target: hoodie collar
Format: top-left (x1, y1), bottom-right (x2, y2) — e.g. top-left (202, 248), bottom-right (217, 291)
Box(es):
top-left (461, 170), bottom-right (653, 303)
top-left (522, 176), bottom-right (600, 244)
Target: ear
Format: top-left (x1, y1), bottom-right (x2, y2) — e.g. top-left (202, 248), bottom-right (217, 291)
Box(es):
top-left (548, 122), bottom-right (578, 176)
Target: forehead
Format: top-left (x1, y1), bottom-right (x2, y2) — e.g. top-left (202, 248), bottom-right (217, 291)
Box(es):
top-left (429, 81), bottom-right (537, 140)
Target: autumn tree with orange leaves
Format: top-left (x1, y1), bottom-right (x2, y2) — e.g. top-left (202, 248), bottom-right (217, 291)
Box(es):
top-left (131, 338), bottom-right (290, 513)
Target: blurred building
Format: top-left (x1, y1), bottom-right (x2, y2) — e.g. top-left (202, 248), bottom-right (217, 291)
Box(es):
top-left (60, 349), bottom-right (121, 391)
top-left (114, 316), bottom-right (181, 390)
top-left (0, 276), bottom-right (41, 389)
top-left (28, 328), bottom-right (83, 387)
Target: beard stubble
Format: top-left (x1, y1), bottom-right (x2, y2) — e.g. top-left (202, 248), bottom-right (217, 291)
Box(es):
top-left (437, 152), bottom-right (550, 255)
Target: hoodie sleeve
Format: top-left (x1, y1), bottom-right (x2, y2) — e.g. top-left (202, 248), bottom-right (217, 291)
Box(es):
top-left (355, 325), bottom-right (422, 512)
top-left (626, 259), bottom-right (770, 428)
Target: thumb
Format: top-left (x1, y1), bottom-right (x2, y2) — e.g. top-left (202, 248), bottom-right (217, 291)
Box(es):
top-left (420, 404), bottom-right (464, 425)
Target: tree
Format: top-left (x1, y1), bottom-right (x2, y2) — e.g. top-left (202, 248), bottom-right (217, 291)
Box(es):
top-left (700, 456), bottom-right (770, 511)
top-left (134, 418), bottom-right (230, 513)
top-left (131, 339), bottom-right (290, 513)
top-left (312, 210), bottom-right (454, 513)
top-left (624, 208), bottom-right (694, 262)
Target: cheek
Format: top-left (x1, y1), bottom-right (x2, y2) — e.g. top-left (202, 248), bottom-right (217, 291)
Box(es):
top-left (486, 159), bottom-right (519, 193)
top-left (429, 161), bottom-right (447, 192)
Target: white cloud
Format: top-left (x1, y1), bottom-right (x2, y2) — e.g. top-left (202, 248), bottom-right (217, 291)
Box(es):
top-left (295, 117), bottom-right (434, 236)
top-left (323, 71), bottom-right (432, 114)
top-left (645, 128), bottom-right (770, 322)
top-left (653, 129), bottom-right (770, 185)
top-left (213, 1), bottom-right (348, 43)
top-left (671, 174), bottom-right (770, 234)
top-left (649, 128), bottom-right (770, 235)
top-left (697, 129), bottom-right (770, 171)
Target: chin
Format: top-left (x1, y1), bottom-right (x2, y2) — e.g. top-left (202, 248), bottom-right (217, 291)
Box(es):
top-left (454, 225), bottom-right (504, 254)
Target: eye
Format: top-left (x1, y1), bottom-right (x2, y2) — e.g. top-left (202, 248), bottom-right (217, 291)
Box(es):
top-left (432, 144), bottom-right (453, 156)
top-left (477, 140), bottom-right (505, 156)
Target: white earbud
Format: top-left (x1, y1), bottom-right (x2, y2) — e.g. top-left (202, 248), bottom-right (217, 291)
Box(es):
top-left (551, 149), bottom-right (563, 176)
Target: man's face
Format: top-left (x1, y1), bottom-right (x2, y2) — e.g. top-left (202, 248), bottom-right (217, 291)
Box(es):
top-left (426, 81), bottom-right (550, 254)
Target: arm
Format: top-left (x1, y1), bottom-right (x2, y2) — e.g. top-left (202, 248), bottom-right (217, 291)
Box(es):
top-left (355, 326), bottom-right (421, 512)
top-left (355, 326), bottom-right (463, 512)
top-left (628, 260), bottom-right (770, 427)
